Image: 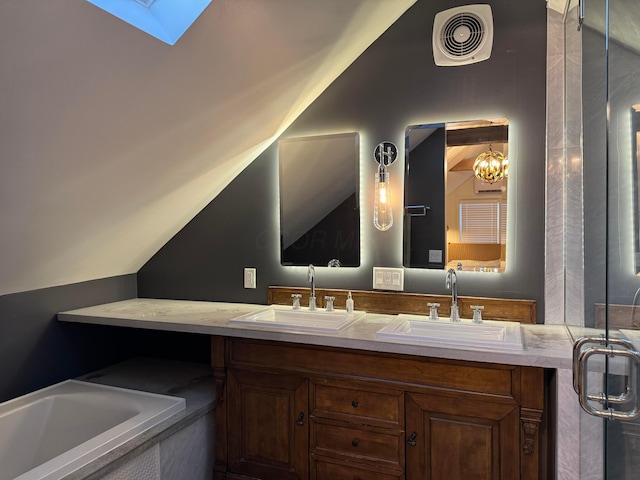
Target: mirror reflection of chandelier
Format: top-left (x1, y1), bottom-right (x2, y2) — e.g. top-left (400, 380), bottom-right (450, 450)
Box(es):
top-left (473, 145), bottom-right (507, 184)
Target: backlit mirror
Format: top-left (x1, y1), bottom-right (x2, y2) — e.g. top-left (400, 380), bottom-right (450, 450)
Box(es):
top-left (279, 133), bottom-right (360, 267)
top-left (404, 119), bottom-right (508, 272)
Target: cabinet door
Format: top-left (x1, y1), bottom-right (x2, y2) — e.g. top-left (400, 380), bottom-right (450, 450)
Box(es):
top-left (405, 392), bottom-right (519, 480)
top-left (227, 369), bottom-right (309, 480)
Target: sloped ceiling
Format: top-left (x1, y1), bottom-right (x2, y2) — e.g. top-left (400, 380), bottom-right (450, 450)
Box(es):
top-left (0, 0), bottom-right (415, 296)
top-left (546, 0), bottom-right (577, 14)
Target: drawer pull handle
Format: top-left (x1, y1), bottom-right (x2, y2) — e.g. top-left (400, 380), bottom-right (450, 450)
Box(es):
top-left (353, 477), bottom-right (360, 480)
top-left (407, 431), bottom-right (418, 447)
top-left (295, 412), bottom-right (305, 426)
top-left (351, 400), bottom-right (359, 408)
top-left (351, 439), bottom-right (359, 447)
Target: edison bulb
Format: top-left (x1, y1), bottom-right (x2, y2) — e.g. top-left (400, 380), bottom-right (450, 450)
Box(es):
top-left (374, 164), bottom-right (393, 231)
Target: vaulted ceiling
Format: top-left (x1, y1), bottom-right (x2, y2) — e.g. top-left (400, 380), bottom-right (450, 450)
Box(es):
top-left (0, 0), bottom-right (415, 295)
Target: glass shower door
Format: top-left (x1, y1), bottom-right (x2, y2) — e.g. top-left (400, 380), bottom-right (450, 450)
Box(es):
top-left (573, 0), bottom-right (640, 477)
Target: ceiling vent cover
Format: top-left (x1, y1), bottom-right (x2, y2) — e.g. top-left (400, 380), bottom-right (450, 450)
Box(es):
top-left (433, 4), bottom-right (493, 66)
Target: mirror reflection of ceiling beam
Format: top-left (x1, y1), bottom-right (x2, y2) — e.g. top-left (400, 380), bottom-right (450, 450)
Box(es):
top-left (445, 123), bottom-right (508, 174)
top-left (448, 145), bottom-right (508, 172)
top-left (449, 158), bottom-right (477, 172)
top-left (446, 125), bottom-right (508, 146)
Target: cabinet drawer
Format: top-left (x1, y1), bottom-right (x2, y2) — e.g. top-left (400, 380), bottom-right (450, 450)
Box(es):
top-left (312, 382), bottom-right (403, 427)
top-left (314, 459), bottom-right (404, 480)
top-left (311, 419), bottom-right (404, 469)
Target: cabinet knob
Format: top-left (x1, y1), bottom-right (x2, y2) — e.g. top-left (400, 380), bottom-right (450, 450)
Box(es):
top-left (295, 412), bottom-right (305, 426)
top-left (351, 400), bottom-right (359, 408)
top-left (351, 439), bottom-right (359, 447)
top-left (407, 431), bottom-right (418, 447)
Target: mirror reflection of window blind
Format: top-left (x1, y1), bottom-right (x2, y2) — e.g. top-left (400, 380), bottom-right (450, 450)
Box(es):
top-left (499, 201), bottom-right (506, 244)
top-left (459, 201), bottom-right (506, 243)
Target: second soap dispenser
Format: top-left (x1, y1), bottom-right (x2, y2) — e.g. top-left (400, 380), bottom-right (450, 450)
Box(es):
top-left (345, 291), bottom-right (354, 313)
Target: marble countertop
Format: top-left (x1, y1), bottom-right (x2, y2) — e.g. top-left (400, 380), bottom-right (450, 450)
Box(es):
top-left (58, 298), bottom-right (574, 369)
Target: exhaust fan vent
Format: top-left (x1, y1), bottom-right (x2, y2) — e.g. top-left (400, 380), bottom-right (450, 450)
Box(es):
top-left (433, 4), bottom-right (493, 66)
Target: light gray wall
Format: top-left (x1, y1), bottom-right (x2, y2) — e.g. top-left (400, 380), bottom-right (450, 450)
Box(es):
top-left (0, 0), bottom-right (412, 296)
top-left (582, 22), bottom-right (607, 327)
top-left (139, 0), bottom-right (548, 322)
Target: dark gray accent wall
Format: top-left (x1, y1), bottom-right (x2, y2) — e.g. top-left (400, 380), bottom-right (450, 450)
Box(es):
top-left (0, 275), bottom-right (137, 402)
top-left (139, 142), bottom-right (279, 304)
top-left (139, 0), bottom-right (548, 321)
top-left (0, 274), bottom-right (212, 402)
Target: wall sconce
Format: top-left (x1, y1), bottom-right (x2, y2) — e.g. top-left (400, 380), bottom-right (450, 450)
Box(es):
top-left (473, 145), bottom-right (507, 184)
top-left (373, 141), bottom-right (398, 231)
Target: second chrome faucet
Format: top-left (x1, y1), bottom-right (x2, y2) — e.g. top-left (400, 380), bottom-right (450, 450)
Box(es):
top-left (307, 264), bottom-right (317, 311)
top-left (445, 268), bottom-right (460, 322)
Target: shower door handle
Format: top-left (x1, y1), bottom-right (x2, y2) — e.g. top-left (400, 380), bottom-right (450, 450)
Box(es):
top-left (573, 336), bottom-right (640, 420)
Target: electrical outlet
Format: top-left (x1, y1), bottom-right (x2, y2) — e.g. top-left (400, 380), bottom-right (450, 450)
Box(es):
top-left (373, 267), bottom-right (404, 291)
top-left (244, 268), bottom-right (256, 289)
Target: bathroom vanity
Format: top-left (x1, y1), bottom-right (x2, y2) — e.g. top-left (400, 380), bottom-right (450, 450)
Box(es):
top-left (212, 336), bottom-right (549, 480)
top-left (211, 287), bottom-right (550, 479)
top-left (58, 290), bottom-right (572, 480)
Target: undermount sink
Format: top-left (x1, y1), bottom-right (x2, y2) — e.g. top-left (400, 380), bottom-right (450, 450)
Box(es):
top-left (376, 314), bottom-right (524, 351)
top-left (229, 305), bottom-right (366, 333)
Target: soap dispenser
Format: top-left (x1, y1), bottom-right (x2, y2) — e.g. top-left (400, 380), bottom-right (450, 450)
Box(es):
top-left (345, 291), bottom-right (354, 313)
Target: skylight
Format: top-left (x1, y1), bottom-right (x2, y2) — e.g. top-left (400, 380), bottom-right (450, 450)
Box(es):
top-left (87, 0), bottom-right (212, 45)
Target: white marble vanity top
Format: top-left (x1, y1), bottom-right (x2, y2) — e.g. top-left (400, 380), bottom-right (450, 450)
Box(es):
top-left (58, 298), bottom-right (573, 369)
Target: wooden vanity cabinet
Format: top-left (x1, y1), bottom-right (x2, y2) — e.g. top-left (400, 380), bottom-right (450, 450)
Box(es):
top-left (226, 369), bottom-right (309, 480)
top-left (212, 337), bottom-right (550, 480)
top-left (405, 392), bottom-right (520, 480)
top-left (309, 378), bottom-right (406, 479)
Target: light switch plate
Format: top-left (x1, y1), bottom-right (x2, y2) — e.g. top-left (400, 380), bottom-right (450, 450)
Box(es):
top-left (244, 268), bottom-right (256, 289)
top-left (373, 267), bottom-right (404, 291)
top-left (429, 249), bottom-right (443, 263)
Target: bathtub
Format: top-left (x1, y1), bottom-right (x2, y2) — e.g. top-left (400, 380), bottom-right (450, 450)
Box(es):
top-left (0, 380), bottom-right (185, 480)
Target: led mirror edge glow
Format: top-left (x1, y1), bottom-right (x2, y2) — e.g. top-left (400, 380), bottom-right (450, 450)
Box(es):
top-left (274, 132), bottom-right (366, 287)
top-left (278, 131), bottom-right (361, 267)
top-left (403, 118), bottom-right (509, 272)
top-left (86, 0), bottom-right (213, 45)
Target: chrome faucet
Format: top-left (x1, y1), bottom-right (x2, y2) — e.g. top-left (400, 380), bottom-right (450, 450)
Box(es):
top-left (446, 268), bottom-right (460, 322)
top-left (307, 264), bottom-right (317, 311)
top-left (324, 296), bottom-right (335, 312)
